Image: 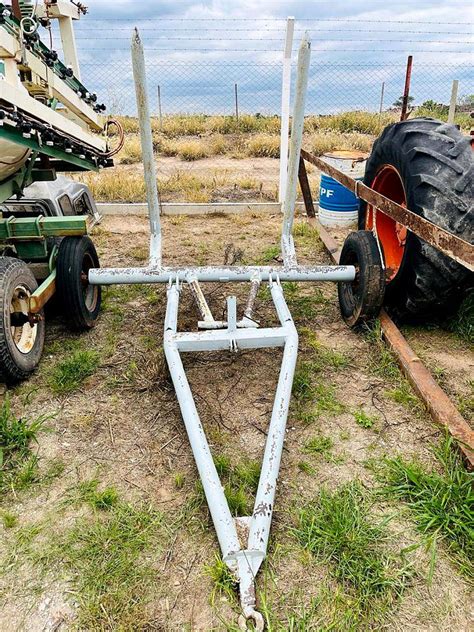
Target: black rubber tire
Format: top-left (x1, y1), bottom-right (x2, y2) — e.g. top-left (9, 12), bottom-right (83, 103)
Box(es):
top-left (338, 231), bottom-right (385, 329)
top-left (0, 257), bottom-right (45, 383)
top-left (56, 236), bottom-right (101, 330)
top-left (359, 117), bottom-right (473, 321)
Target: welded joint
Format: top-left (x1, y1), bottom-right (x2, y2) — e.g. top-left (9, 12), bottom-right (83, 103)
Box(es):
top-left (281, 234), bottom-right (298, 269)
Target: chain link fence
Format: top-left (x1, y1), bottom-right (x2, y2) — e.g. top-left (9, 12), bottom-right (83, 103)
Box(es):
top-left (80, 60), bottom-right (473, 117)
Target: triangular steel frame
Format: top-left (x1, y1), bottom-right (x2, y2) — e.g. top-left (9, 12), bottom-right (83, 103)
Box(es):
top-left (163, 279), bottom-right (298, 631)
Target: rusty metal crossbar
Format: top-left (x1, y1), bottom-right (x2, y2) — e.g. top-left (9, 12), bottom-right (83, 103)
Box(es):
top-left (300, 149), bottom-right (474, 271)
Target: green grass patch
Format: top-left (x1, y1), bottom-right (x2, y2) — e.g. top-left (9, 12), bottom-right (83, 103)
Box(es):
top-left (1, 510), bottom-right (17, 529)
top-left (293, 360), bottom-right (345, 424)
top-left (353, 408), bottom-right (378, 429)
top-left (69, 479), bottom-right (119, 511)
top-left (174, 472), bottom-right (185, 489)
top-left (386, 383), bottom-right (421, 409)
top-left (301, 328), bottom-right (348, 371)
top-left (48, 349), bottom-right (100, 394)
top-left (203, 553), bottom-right (237, 605)
top-left (312, 383), bottom-right (346, 417)
top-left (257, 244), bottom-right (280, 264)
top-left (212, 454), bottom-right (260, 516)
top-left (303, 435), bottom-right (334, 456)
top-left (282, 282), bottom-right (331, 322)
top-left (0, 397), bottom-right (48, 496)
top-left (366, 321), bottom-right (424, 414)
top-left (293, 482), bottom-right (413, 625)
top-left (378, 436), bottom-right (474, 579)
top-left (34, 497), bottom-right (165, 629)
top-left (297, 460), bottom-right (316, 475)
top-left (303, 433), bottom-right (346, 464)
top-left (457, 383), bottom-right (473, 422)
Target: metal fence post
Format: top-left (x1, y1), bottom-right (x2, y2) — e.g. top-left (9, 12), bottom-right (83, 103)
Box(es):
top-left (400, 55), bottom-right (413, 121)
top-left (157, 84), bottom-right (163, 131)
top-left (278, 16), bottom-right (295, 204)
top-left (281, 33), bottom-right (311, 268)
top-left (448, 79), bottom-right (459, 125)
top-left (234, 83), bottom-right (239, 120)
top-left (131, 28), bottom-right (162, 266)
top-left (379, 81), bottom-right (385, 114)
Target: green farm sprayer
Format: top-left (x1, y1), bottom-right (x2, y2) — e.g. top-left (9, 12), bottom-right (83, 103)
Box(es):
top-left (0, 0), bottom-right (117, 382)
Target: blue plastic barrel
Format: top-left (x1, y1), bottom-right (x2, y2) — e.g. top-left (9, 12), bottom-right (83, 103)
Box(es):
top-left (319, 174), bottom-right (360, 214)
top-left (318, 151), bottom-right (368, 226)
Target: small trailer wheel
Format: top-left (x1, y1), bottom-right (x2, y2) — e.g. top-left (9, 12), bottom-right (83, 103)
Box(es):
top-left (56, 236), bottom-right (101, 330)
top-left (338, 231), bottom-right (385, 329)
top-left (0, 257), bottom-right (45, 383)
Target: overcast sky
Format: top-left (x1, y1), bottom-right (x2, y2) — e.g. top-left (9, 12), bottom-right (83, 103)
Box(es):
top-left (56, 1), bottom-right (474, 114)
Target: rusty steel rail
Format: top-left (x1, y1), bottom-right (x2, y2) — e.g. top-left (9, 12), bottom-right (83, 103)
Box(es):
top-left (300, 148), bottom-right (474, 271)
top-left (313, 218), bottom-right (474, 469)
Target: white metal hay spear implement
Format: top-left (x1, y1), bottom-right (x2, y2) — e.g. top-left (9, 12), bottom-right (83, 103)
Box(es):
top-left (89, 29), bottom-right (358, 631)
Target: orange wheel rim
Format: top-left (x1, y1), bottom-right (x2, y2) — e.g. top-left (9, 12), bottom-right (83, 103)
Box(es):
top-left (366, 164), bottom-right (407, 282)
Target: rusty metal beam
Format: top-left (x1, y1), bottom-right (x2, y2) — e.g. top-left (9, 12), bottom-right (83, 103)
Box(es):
top-left (298, 156), bottom-right (316, 218)
top-left (313, 217), bottom-right (474, 469)
top-left (400, 55), bottom-right (413, 121)
top-left (380, 311), bottom-right (474, 468)
top-left (300, 149), bottom-right (474, 271)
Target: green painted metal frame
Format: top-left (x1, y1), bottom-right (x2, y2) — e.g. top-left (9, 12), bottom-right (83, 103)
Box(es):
top-left (0, 123), bottom-right (100, 173)
top-left (0, 215), bottom-right (88, 240)
top-left (0, 3), bottom-right (93, 100)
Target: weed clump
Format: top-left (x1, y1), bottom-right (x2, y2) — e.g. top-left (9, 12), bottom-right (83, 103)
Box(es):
top-left (212, 454), bottom-right (260, 516)
top-left (48, 349), bottom-right (100, 394)
top-left (294, 482), bottom-right (413, 624)
top-left (37, 498), bottom-right (164, 629)
top-left (0, 397), bottom-right (47, 495)
top-left (378, 436), bottom-right (474, 579)
top-left (204, 553), bottom-right (237, 605)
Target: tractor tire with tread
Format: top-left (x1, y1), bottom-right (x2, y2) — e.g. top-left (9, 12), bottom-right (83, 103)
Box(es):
top-left (0, 257), bottom-right (45, 383)
top-left (56, 235), bottom-right (101, 331)
top-left (359, 117), bottom-right (473, 321)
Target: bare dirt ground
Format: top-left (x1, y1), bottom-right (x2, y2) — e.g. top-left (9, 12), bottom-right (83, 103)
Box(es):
top-left (0, 213), bottom-right (472, 631)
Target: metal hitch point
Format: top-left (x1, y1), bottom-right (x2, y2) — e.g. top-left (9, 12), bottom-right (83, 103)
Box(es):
top-left (87, 30), bottom-right (358, 629)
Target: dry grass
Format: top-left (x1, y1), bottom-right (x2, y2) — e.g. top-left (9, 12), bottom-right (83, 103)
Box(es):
top-left (245, 133), bottom-right (281, 158)
top-left (113, 109), bottom-right (470, 145)
top-left (119, 135), bottom-right (142, 164)
top-left (308, 131), bottom-right (374, 156)
top-left (176, 140), bottom-right (210, 162)
top-left (119, 129), bottom-right (374, 165)
top-left (305, 111), bottom-right (397, 136)
top-left (77, 168), bottom-right (277, 203)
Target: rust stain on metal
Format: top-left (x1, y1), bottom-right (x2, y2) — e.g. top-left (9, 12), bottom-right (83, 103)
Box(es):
top-left (315, 217), bottom-right (474, 470)
top-left (298, 156), bottom-right (316, 218)
top-left (400, 55), bottom-right (413, 121)
top-left (301, 149), bottom-right (474, 271)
